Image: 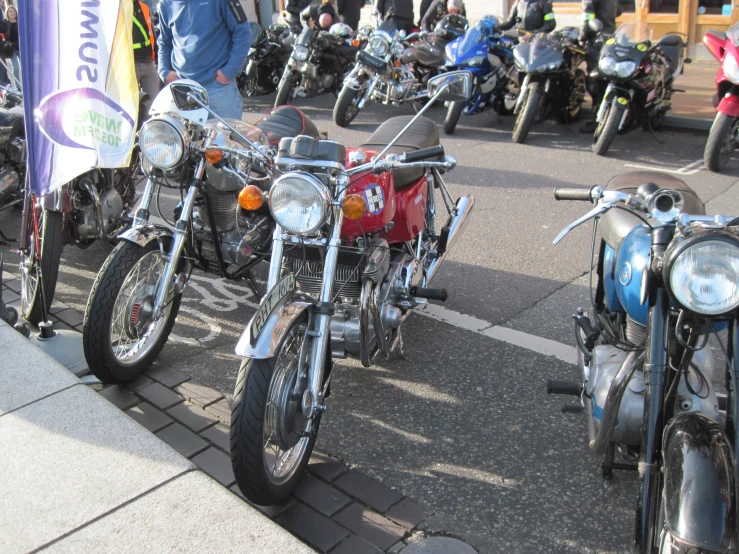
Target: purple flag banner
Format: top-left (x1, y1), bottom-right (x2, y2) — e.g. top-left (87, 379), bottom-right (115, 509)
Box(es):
top-left (18, 0), bottom-right (138, 197)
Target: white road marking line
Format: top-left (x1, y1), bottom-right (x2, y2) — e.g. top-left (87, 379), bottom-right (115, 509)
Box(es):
top-left (624, 159), bottom-right (705, 176)
top-left (417, 303), bottom-right (577, 364)
top-left (170, 305), bottom-right (221, 345)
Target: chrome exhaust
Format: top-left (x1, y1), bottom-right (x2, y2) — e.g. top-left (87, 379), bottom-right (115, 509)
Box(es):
top-left (424, 195), bottom-right (474, 286)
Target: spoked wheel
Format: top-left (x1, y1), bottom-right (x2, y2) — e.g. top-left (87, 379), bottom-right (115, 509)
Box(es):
top-left (19, 196), bottom-right (63, 325)
top-left (333, 85), bottom-right (362, 127)
top-left (231, 316), bottom-right (322, 505)
top-left (559, 68), bottom-right (587, 123)
top-left (512, 82), bottom-right (542, 144)
top-left (83, 241), bottom-right (181, 384)
top-left (704, 112), bottom-right (739, 172)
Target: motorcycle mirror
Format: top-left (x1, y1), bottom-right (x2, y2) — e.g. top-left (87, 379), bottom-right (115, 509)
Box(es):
top-left (426, 70), bottom-right (473, 102)
top-left (170, 82), bottom-right (210, 112)
top-left (398, 29), bottom-right (406, 39)
top-left (588, 18), bottom-right (603, 32)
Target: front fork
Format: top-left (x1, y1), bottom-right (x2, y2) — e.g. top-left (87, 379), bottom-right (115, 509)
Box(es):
top-left (514, 74), bottom-right (531, 114)
top-left (597, 83), bottom-right (632, 130)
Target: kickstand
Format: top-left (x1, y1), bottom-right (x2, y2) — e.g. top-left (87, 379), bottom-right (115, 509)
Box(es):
top-left (646, 117), bottom-right (664, 144)
top-left (601, 441), bottom-right (615, 480)
top-left (245, 270), bottom-right (263, 300)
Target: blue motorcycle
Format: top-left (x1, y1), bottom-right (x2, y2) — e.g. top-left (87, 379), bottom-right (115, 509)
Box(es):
top-left (550, 171), bottom-right (739, 553)
top-left (442, 15), bottom-right (518, 135)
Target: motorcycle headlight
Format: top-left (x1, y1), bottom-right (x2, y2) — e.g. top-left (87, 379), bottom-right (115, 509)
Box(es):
top-left (725, 54), bottom-right (739, 85)
top-left (369, 36), bottom-right (389, 57)
top-left (139, 116), bottom-right (188, 170)
top-left (599, 56), bottom-right (617, 75)
top-left (268, 172), bottom-right (331, 235)
top-left (614, 60), bottom-right (637, 78)
top-left (294, 45), bottom-right (309, 62)
top-left (392, 42), bottom-right (405, 57)
top-left (467, 55), bottom-right (486, 66)
top-left (665, 233), bottom-right (739, 316)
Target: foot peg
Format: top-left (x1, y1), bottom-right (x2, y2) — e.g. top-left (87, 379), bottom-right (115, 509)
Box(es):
top-left (562, 404), bottom-right (584, 414)
top-left (411, 287), bottom-right (448, 302)
top-left (546, 380), bottom-right (582, 396)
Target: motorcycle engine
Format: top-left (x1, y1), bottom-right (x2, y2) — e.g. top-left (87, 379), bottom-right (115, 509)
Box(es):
top-left (71, 175), bottom-right (123, 242)
top-left (584, 327), bottom-right (720, 445)
top-left (387, 67), bottom-right (417, 102)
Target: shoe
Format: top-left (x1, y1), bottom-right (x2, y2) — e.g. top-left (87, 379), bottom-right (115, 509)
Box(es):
top-left (580, 119), bottom-right (597, 133)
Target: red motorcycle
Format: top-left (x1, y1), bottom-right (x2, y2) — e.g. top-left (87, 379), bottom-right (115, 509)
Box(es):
top-left (703, 27), bottom-right (739, 171)
top-left (230, 71), bottom-right (474, 505)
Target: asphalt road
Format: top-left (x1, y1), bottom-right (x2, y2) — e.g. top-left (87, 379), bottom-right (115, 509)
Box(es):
top-left (2, 93), bottom-right (738, 554)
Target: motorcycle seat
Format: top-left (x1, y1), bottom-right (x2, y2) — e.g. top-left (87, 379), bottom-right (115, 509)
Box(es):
top-left (359, 115), bottom-right (440, 189)
top-left (600, 171), bottom-right (704, 249)
top-left (656, 35), bottom-right (685, 76)
top-left (254, 106), bottom-right (320, 146)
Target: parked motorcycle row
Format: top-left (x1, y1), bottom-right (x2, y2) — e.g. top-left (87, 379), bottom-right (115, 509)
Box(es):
top-left (3, 16), bottom-right (739, 554)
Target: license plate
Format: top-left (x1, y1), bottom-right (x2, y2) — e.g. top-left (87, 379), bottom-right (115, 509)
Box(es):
top-left (250, 274), bottom-right (295, 345)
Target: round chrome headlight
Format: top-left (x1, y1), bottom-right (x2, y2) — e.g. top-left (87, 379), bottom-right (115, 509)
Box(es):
top-left (139, 116), bottom-right (187, 170)
top-left (294, 45), bottom-right (309, 62)
top-left (392, 41), bottom-right (405, 57)
top-left (269, 172), bottom-right (331, 235)
top-left (665, 233), bottom-right (739, 316)
top-left (369, 35), bottom-right (390, 57)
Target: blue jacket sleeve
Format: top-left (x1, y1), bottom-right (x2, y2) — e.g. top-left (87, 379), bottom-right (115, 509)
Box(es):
top-left (156, 5), bottom-right (174, 81)
top-left (219, 0), bottom-right (252, 81)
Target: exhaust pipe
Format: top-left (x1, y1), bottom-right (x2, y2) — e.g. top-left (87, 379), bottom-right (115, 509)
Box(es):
top-left (424, 195), bottom-right (474, 286)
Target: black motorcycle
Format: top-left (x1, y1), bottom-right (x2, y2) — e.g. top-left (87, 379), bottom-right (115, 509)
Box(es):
top-left (238, 23), bottom-right (295, 97)
top-left (511, 27), bottom-right (588, 143)
top-left (0, 85), bottom-right (26, 243)
top-left (592, 23), bottom-right (687, 156)
top-left (274, 25), bottom-right (358, 107)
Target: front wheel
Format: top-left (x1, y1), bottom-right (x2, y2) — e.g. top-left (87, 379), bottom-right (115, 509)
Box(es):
top-left (83, 240), bottom-right (181, 384)
top-left (20, 203), bottom-right (63, 325)
top-left (231, 317), bottom-right (321, 505)
top-left (443, 101), bottom-right (465, 135)
top-left (512, 83), bottom-right (542, 144)
top-left (592, 99), bottom-right (624, 156)
top-left (333, 85), bottom-right (362, 127)
top-left (274, 72), bottom-right (296, 108)
top-left (704, 112), bottom-right (739, 172)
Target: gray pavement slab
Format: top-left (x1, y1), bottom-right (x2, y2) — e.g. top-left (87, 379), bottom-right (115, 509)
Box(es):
top-left (0, 385), bottom-right (193, 553)
top-left (45, 471), bottom-right (315, 553)
top-left (0, 321), bottom-right (80, 415)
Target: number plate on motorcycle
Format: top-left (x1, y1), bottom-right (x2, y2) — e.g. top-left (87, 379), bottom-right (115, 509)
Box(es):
top-left (250, 274), bottom-right (296, 345)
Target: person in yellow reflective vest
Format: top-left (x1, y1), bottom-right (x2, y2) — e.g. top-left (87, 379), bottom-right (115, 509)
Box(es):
top-left (133, 0), bottom-right (158, 117)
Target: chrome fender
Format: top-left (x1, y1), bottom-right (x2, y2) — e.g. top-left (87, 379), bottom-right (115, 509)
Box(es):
top-left (235, 290), bottom-right (315, 359)
top-left (118, 223), bottom-right (174, 249)
top-left (662, 412), bottom-right (736, 552)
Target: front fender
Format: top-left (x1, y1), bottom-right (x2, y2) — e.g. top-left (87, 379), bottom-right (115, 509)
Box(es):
top-left (663, 412), bottom-right (737, 552)
top-left (235, 290), bottom-right (315, 359)
top-left (717, 94), bottom-right (739, 117)
top-left (118, 223), bottom-right (174, 249)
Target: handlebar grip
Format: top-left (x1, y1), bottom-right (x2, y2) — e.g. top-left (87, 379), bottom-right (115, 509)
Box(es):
top-left (402, 145), bottom-right (445, 163)
top-left (553, 186), bottom-right (595, 201)
top-left (229, 131), bottom-right (250, 147)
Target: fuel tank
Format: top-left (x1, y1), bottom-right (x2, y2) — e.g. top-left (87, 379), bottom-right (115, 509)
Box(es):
top-left (613, 225), bottom-right (651, 326)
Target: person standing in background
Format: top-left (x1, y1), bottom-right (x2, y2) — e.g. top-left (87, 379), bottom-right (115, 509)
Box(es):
top-left (132, 0), bottom-right (157, 115)
top-left (4, 5), bottom-right (18, 86)
top-left (375, 0), bottom-right (414, 33)
top-left (157, 0), bottom-right (252, 120)
top-left (337, 0), bottom-right (362, 30)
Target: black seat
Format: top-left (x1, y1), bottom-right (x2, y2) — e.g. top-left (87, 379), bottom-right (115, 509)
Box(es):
top-left (360, 116), bottom-right (440, 189)
top-left (600, 171), bottom-right (704, 248)
top-left (254, 106), bottom-right (319, 146)
top-left (657, 34), bottom-right (685, 77)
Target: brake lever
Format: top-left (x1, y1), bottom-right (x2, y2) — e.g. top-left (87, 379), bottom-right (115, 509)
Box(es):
top-left (553, 192), bottom-right (645, 245)
top-left (553, 202), bottom-right (608, 245)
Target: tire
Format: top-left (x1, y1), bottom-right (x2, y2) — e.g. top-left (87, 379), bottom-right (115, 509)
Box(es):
top-left (558, 68), bottom-right (587, 124)
top-left (704, 112), bottom-right (738, 172)
top-left (512, 83), bottom-right (542, 144)
top-left (274, 72), bottom-right (295, 108)
top-left (83, 240), bottom-right (181, 384)
top-left (443, 101), bottom-right (465, 135)
top-left (231, 316), bottom-right (322, 505)
top-left (592, 99), bottom-right (624, 156)
top-left (20, 206), bottom-right (63, 325)
top-left (333, 85), bottom-right (361, 127)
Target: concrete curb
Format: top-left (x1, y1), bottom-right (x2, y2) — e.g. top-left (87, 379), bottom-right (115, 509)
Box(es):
top-left (0, 320), bottom-right (314, 553)
top-left (664, 114), bottom-right (712, 132)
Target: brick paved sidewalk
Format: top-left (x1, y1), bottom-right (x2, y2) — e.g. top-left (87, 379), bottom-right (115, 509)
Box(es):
top-left (671, 59), bottom-right (718, 122)
top-left (1, 273), bottom-right (435, 554)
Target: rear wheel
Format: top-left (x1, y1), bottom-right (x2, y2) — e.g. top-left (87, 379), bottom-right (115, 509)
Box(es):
top-left (274, 72), bottom-right (295, 108)
top-left (592, 99), bottom-right (624, 156)
top-left (512, 83), bottom-right (542, 144)
top-left (704, 112), bottom-right (738, 172)
top-left (558, 68), bottom-right (587, 123)
top-left (443, 101), bottom-right (465, 135)
top-left (20, 201), bottom-right (63, 325)
top-left (333, 85), bottom-right (362, 127)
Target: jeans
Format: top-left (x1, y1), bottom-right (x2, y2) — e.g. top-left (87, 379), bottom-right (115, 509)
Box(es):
top-left (9, 51), bottom-right (19, 87)
top-left (204, 80), bottom-right (243, 120)
top-left (135, 59), bottom-right (160, 118)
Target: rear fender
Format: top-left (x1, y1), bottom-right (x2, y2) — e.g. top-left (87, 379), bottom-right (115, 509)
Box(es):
top-left (662, 412), bottom-right (737, 552)
top-left (717, 94), bottom-right (739, 117)
top-left (41, 183), bottom-right (73, 213)
top-left (235, 290), bottom-right (315, 359)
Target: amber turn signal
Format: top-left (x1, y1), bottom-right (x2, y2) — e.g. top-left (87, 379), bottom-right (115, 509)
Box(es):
top-left (204, 148), bottom-right (223, 164)
top-left (238, 185), bottom-right (264, 210)
top-left (394, 60), bottom-right (402, 67)
top-left (352, 39), bottom-right (360, 46)
top-left (341, 194), bottom-right (367, 220)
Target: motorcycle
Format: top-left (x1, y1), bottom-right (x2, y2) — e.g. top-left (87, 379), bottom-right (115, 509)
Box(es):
top-left (238, 23), bottom-right (295, 97)
top-left (82, 82), bottom-right (319, 384)
top-left (0, 84), bottom-right (26, 244)
top-left (332, 15), bottom-right (467, 127)
top-left (703, 26), bottom-right (739, 172)
top-left (442, 15), bottom-right (518, 134)
top-left (511, 27), bottom-right (589, 143)
top-left (230, 71), bottom-right (475, 505)
top-left (274, 24), bottom-right (359, 108)
top-left (592, 23), bottom-right (687, 156)
top-left (549, 171), bottom-right (739, 553)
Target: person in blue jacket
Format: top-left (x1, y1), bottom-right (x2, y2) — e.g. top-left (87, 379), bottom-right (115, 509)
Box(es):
top-left (157, 0), bottom-right (252, 120)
